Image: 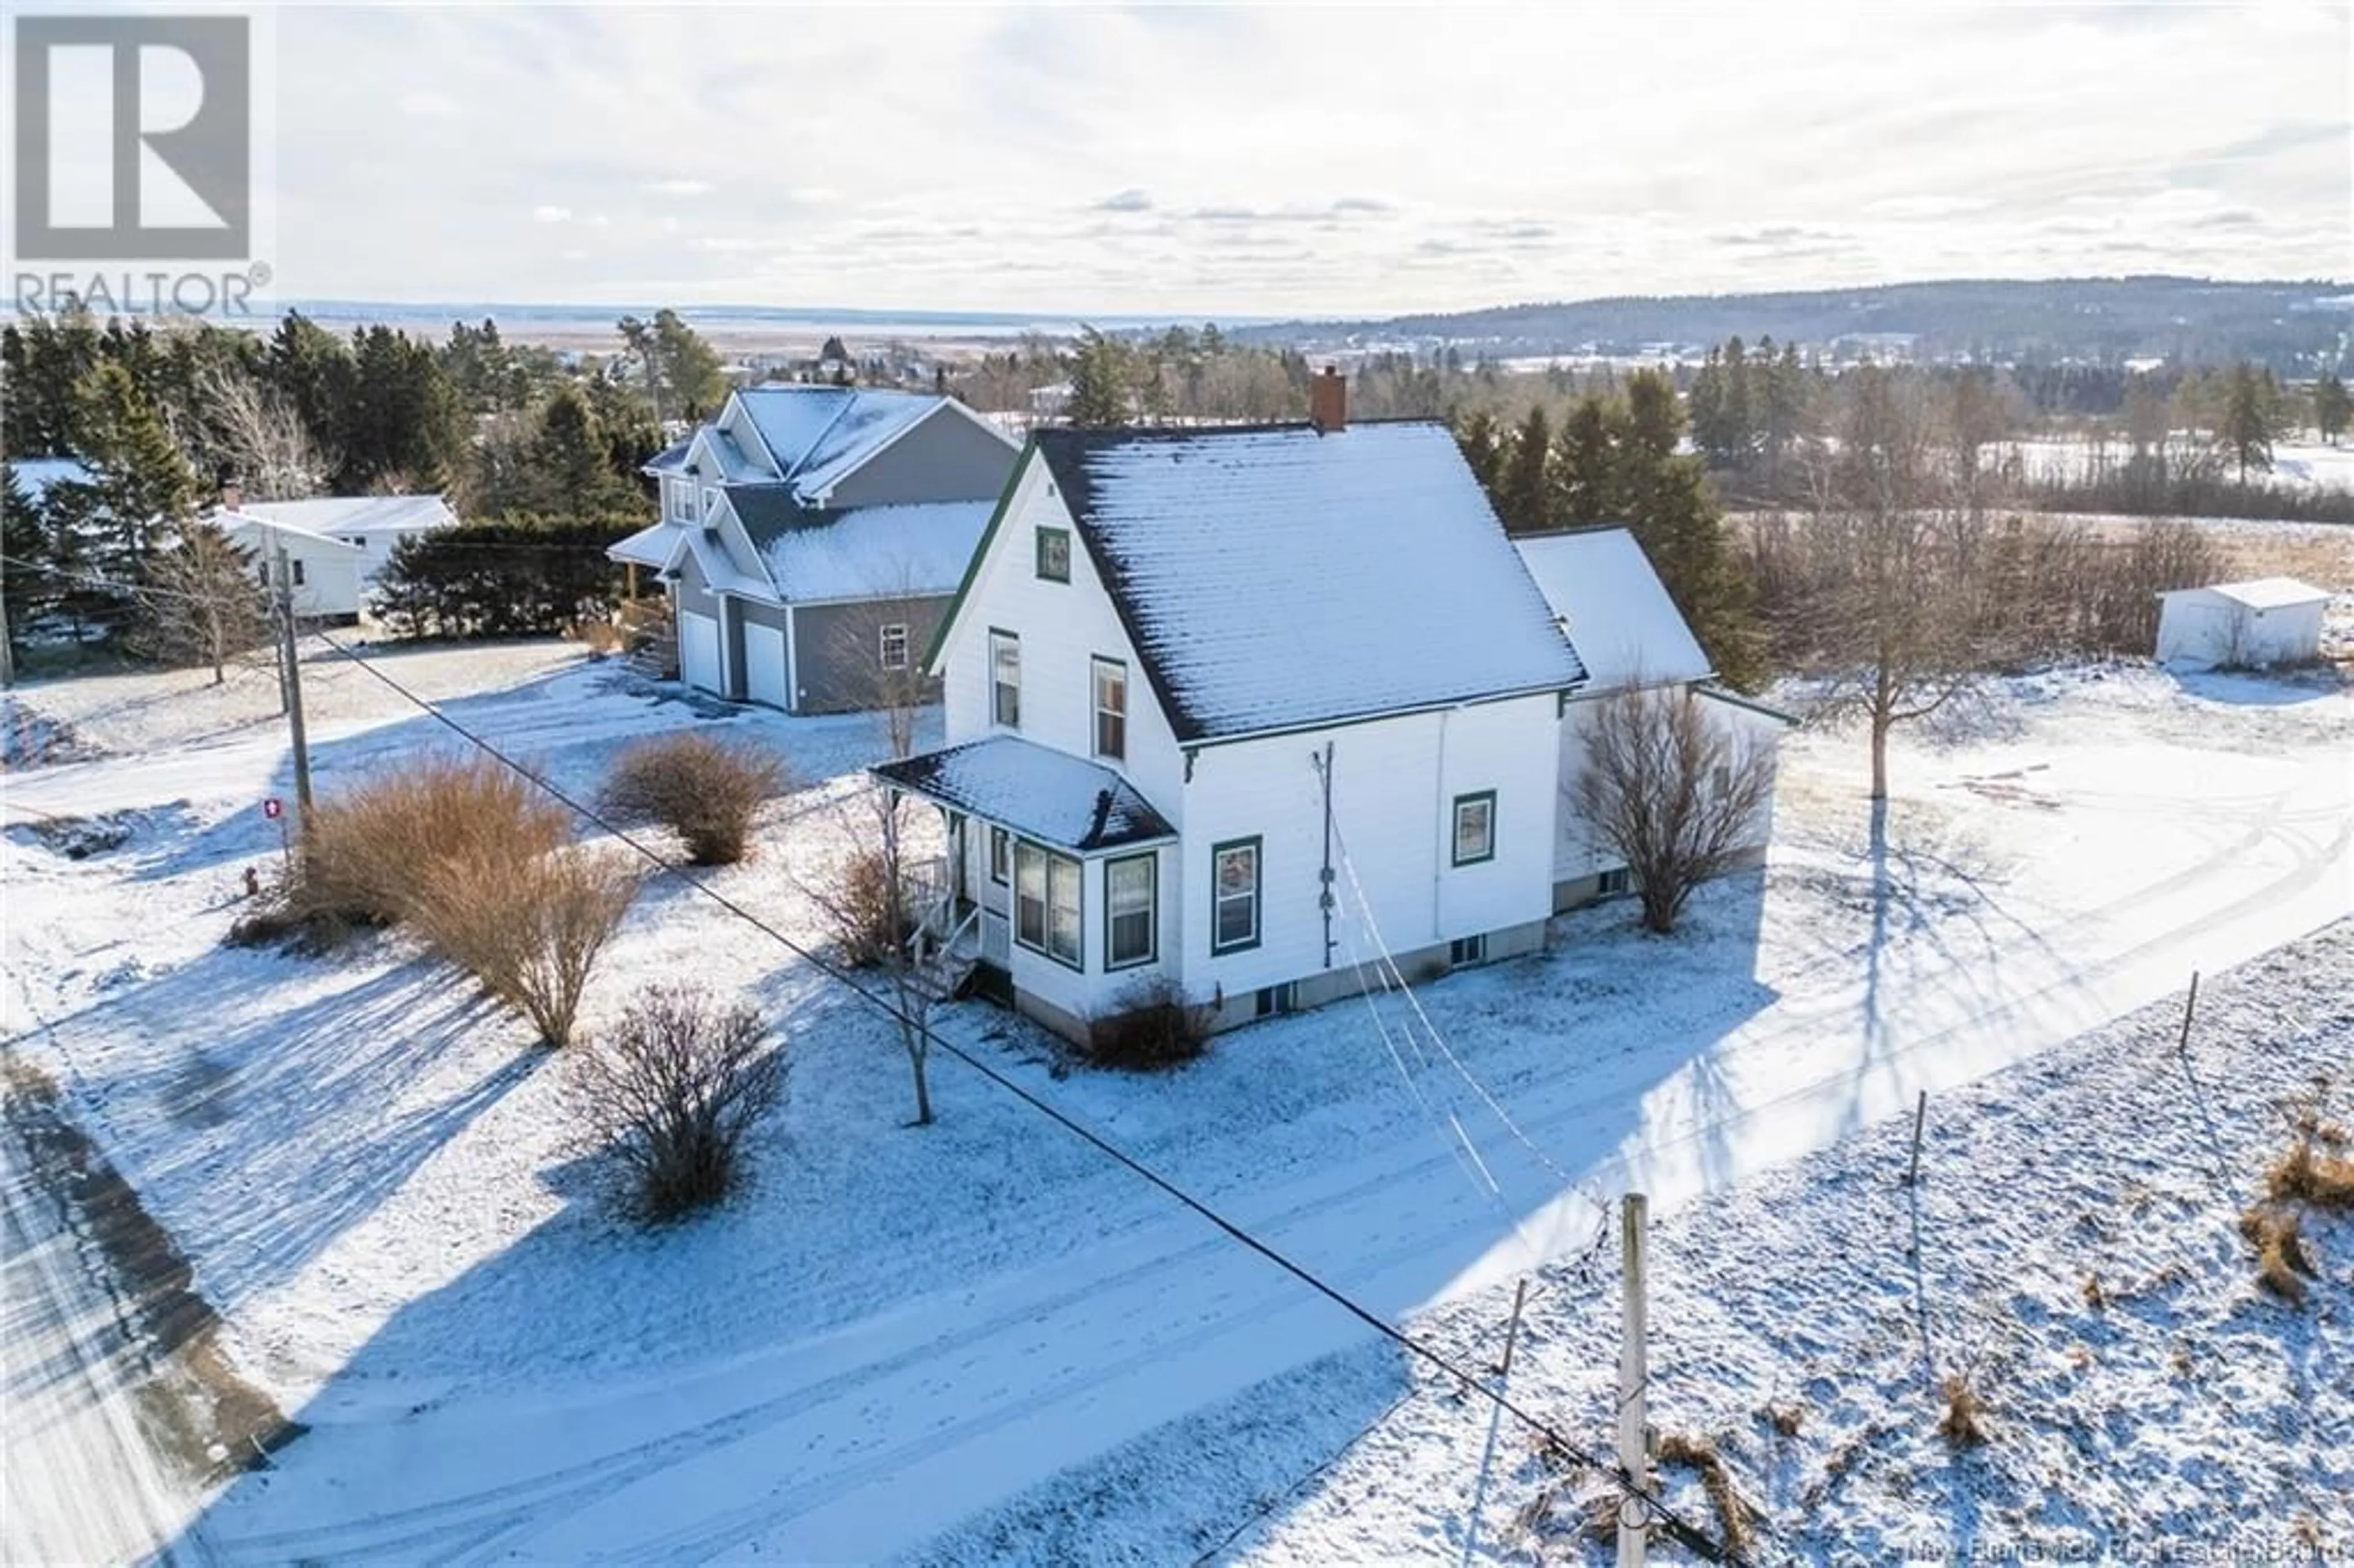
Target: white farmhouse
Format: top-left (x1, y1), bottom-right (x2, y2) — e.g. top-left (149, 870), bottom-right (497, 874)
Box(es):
top-left (874, 376), bottom-right (1589, 1045)
top-left (1513, 527), bottom-right (1794, 908)
top-left (2154, 577), bottom-right (2328, 670)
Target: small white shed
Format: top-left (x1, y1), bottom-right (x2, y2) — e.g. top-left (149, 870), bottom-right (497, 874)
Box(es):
top-left (2154, 577), bottom-right (2329, 670)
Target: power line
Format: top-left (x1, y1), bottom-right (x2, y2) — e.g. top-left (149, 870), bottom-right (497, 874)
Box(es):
top-left (290, 623), bottom-right (1729, 1563)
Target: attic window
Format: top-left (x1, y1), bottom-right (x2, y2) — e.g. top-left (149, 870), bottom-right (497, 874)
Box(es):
top-left (878, 623), bottom-right (910, 670)
top-left (1035, 526), bottom-right (1070, 584)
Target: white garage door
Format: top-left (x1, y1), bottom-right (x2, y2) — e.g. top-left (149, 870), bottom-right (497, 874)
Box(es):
top-left (679, 610), bottom-right (723, 695)
top-left (744, 621), bottom-right (789, 709)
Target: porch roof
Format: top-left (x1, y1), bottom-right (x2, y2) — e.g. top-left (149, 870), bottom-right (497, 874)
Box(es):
top-left (870, 736), bottom-right (1175, 853)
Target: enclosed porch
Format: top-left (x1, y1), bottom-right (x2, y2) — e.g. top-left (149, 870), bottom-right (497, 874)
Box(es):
top-left (872, 736), bottom-right (1178, 1042)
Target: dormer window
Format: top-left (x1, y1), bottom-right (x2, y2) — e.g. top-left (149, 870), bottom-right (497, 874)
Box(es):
top-left (701, 485), bottom-right (721, 525)
top-left (666, 479), bottom-right (696, 523)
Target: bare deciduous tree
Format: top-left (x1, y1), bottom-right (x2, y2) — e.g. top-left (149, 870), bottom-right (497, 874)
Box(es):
top-left (1572, 681), bottom-right (1776, 935)
top-left (196, 361), bottom-right (337, 501)
top-left (137, 521), bottom-right (271, 684)
top-left (799, 782), bottom-right (937, 1125)
top-left (1781, 367), bottom-right (1993, 800)
top-left (566, 986), bottom-right (787, 1219)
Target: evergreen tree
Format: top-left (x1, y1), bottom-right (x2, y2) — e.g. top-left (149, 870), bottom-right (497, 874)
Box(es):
top-left (1499, 404), bottom-right (1553, 533)
top-left (1556, 397), bottom-right (1618, 526)
top-left (619, 309), bottom-right (726, 424)
top-left (1066, 327), bottom-right (1135, 428)
top-left (1612, 370), bottom-right (1762, 689)
top-left (2, 309), bottom-right (104, 457)
top-left (2316, 372), bottom-right (2352, 446)
top-left (1454, 409), bottom-right (1506, 498)
top-left (2220, 362), bottom-right (2276, 481)
top-left (0, 467), bottom-right (57, 653)
top-left (265, 310), bottom-right (357, 463)
top-left (74, 360), bottom-right (197, 565)
top-left (342, 325), bottom-right (465, 492)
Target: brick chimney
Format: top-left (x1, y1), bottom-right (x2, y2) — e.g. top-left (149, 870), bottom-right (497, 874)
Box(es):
top-left (1308, 365), bottom-right (1346, 435)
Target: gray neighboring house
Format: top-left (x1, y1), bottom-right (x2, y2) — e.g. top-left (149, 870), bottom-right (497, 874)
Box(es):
top-left (610, 385), bottom-right (1021, 713)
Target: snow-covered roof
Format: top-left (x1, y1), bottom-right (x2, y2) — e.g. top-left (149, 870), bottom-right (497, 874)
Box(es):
top-left (609, 520), bottom-right (678, 568)
top-left (728, 387), bottom-right (978, 504)
top-left (233, 494), bottom-right (457, 539)
top-left (642, 435), bottom-right (694, 476)
top-left (1512, 528), bottom-right (1709, 693)
top-left (1030, 422), bottom-right (1587, 743)
top-left (4, 455), bottom-right (96, 504)
top-left (2193, 577), bottom-right (2329, 611)
top-left (872, 735), bottom-right (1175, 853)
top-left (215, 512), bottom-right (365, 555)
top-left (760, 501), bottom-right (993, 604)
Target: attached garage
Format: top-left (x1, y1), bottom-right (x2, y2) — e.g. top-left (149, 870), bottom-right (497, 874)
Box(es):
top-left (744, 620), bottom-right (790, 709)
top-left (2154, 577), bottom-right (2328, 671)
top-left (679, 610), bottom-right (725, 695)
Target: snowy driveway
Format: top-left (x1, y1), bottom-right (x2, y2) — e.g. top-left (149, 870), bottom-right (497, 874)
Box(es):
top-left (180, 690), bottom-right (2354, 1561)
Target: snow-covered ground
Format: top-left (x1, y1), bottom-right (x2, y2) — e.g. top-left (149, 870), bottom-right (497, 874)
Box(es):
top-left (962, 922), bottom-right (2353, 1565)
top-left (4, 637), bottom-right (2352, 1561)
top-left (2002, 435), bottom-right (2354, 493)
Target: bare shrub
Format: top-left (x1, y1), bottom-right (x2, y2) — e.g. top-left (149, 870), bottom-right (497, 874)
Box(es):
top-left (574, 619), bottom-right (625, 657)
top-left (600, 731), bottom-right (788, 867)
top-left (2081, 1273), bottom-right (2107, 1312)
top-left (1087, 975), bottom-right (1213, 1072)
top-left (414, 848), bottom-right (638, 1048)
top-left (273, 753), bottom-right (570, 940)
top-left (2241, 1205), bottom-right (2318, 1305)
top-left (567, 986), bottom-right (787, 1219)
top-left (2269, 1089), bottom-right (2354, 1211)
top-left (823, 845), bottom-right (916, 967)
top-left (1574, 680), bottom-right (1777, 935)
top-left (1937, 1374), bottom-right (1988, 1448)
top-left (1766, 1402), bottom-right (1805, 1438)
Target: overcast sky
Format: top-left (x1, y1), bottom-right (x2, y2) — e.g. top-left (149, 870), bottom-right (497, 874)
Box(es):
top-left (269, 2), bottom-right (2352, 318)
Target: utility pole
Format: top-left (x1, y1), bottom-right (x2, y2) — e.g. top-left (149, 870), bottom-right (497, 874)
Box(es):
top-left (1618, 1192), bottom-right (1650, 1568)
top-left (274, 544), bottom-right (314, 832)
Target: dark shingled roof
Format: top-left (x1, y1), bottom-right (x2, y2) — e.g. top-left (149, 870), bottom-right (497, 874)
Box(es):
top-left (871, 735), bottom-right (1175, 853)
top-left (1029, 421), bottom-right (1587, 743)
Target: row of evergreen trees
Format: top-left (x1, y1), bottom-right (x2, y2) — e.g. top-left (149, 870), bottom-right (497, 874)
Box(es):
top-left (1457, 369), bottom-right (1762, 691)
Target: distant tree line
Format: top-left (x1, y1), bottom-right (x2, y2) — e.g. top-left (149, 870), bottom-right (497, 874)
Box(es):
top-left (1, 304), bottom-right (703, 662)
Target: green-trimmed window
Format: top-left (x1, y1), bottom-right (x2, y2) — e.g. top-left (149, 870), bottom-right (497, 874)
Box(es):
top-left (1452, 791), bottom-right (1496, 867)
top-left (1211, 837), bottom-right (1260, 954)
top-left (1014, 840), bottom-right (1082, 969)
top-left (1105, 853), bottom-right (1156, 968)
top-left (1035, 526), bottom-right (1072, 583)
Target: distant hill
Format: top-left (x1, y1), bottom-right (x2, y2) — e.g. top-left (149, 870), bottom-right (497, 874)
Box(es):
top-left (1240, 277), bottom-right (2354, 371)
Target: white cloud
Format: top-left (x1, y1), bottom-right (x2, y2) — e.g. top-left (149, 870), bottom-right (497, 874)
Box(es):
top-left (270, 4), bottom-right (2352, 313)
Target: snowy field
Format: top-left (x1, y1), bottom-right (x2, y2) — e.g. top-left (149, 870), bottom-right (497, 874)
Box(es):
top-left (2001, 435), bottom-right (2354, 493)
top-left (4, 636), bottom-right (2352, 1560)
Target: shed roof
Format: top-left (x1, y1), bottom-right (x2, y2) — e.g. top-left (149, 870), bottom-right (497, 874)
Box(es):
top-left (872, 734), bottom-right (1175, 852)
top-left (1512, 527), bottom-right (1710, 692)
top-left (234, 494), bottom-right (457, 539)
top-left (1027, 421), bottom-right (1586, 743)
top-left (2206, 577), bottom-right (2329, 611)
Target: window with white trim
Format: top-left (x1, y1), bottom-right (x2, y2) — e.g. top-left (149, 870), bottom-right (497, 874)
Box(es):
top-left (667, 479), bottom-right (696, 523)
top-left (1092, 656), bottom-right (1127, 760)
top-left (1211, 838), bottom-right (1260, 954)
top-left (878, 623), bottom-right (909, 670)
top-left (1014, 840), bottom-right (1081, 967)
top-left (989, 630), bottom-right (1021, 728)
top-left (1035, 525), bottom-right (1070, 583)
top-left (989, 826), bottom-right (1010, 885)
top-left (1105, 853), bottom-right (1156, 968)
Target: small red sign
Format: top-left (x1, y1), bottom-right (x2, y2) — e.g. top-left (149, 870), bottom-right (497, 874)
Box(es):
top-left (262, 797), bottom-right (283, 820)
